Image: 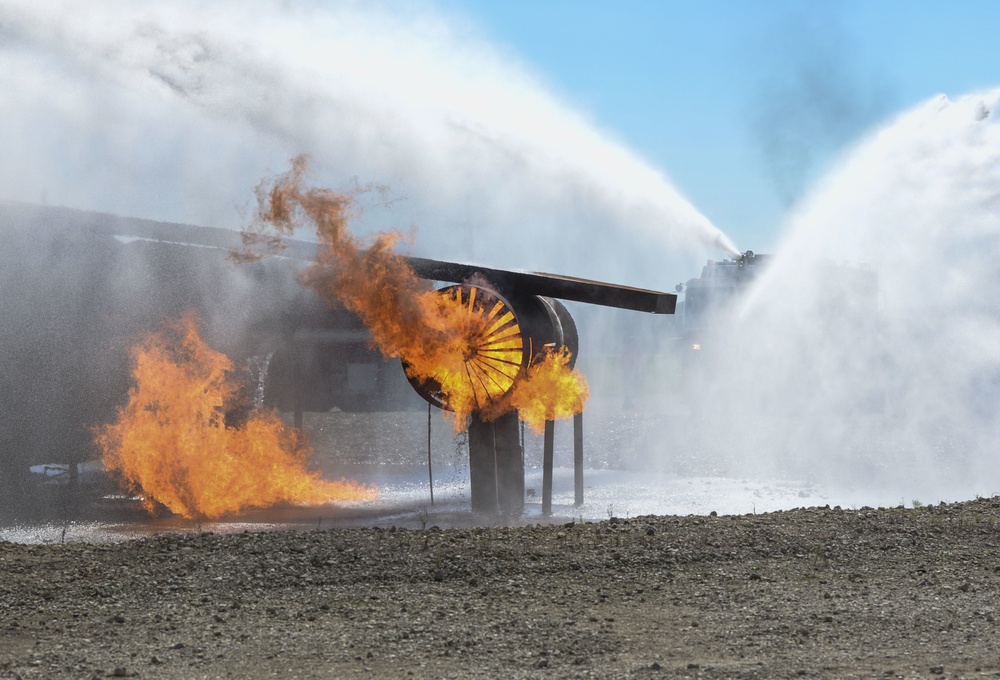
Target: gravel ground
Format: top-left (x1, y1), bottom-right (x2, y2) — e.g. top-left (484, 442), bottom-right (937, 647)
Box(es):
top-left (2, 498), bottom-right (1000, 679)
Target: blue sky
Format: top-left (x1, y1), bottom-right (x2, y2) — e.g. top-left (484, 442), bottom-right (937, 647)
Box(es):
top-left (436, 0), bottom-right (1000, 251)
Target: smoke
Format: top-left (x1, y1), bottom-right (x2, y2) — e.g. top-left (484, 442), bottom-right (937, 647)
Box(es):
top-left (749, 9), bottom-right (894, 206)
top-left (0, 0), bottom-right (736, 290)
top-left (655, 89), bottom-right (1000, 507)
top-left (242, 156), bottom-right (589, 429)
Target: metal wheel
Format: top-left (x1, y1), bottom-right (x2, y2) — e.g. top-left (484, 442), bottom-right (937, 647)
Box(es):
top-left (405, 284), bottom-right (527, 412)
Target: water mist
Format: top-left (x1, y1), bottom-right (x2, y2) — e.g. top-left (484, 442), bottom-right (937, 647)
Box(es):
top-left (0, 0), bottom-right (736, 290)
top-left (655, 90), bottom-right (1000, 509)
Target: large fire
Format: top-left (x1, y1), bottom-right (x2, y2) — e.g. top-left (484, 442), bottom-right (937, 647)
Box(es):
top-left (238, 156), bottom-right (588, 428)
top-left (93, 314), bottom-right (374, 519)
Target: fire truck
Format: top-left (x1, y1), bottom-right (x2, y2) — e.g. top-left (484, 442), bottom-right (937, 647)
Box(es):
top-left (673, 248), bottom-right (883, 418)
top-left (677, 250), bottom-right (879, 351)
top-left (677, 250), bottom-right (769, 351)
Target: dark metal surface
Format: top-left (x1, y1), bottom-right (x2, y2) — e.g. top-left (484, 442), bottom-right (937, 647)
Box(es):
top-left (468, 411), bottom-right (524, 516)
top-left (279, 243), bottom-right (676, 314)
top-left (404, 256), bottom-right (676, 315)
top-left (542, 419), bottom-right (555, 517)
top-left (12, 202), bottom-right (676, 314)
top-left (574, 412), bottom-right (584, 507)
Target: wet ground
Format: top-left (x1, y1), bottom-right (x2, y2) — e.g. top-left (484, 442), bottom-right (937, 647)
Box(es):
top-left (0, 468), bottom-right (826, 545)
top-left (2, 403), bottom-right (982, 544)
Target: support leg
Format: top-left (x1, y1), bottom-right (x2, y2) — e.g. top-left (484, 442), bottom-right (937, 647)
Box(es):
top-left (574, 411), bottom-right (584, 507)
top-left (494, 411), bottom-right (524, 516)
top-left (467, 416), bottom-right (498, 514)
top-left (542, 420), bottom-right (554, 517)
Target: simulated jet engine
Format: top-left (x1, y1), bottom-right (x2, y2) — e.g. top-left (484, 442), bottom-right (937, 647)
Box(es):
top-left (403, 284), bottom-right (579, 413)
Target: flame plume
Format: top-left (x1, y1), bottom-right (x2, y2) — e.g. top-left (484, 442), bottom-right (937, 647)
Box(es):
top-left (509, 347), bottom-right (590, 434)
top-left (403, 284), bottom-right (525, 417)
top-left (239, 156), bottom-right (588, 428)
top-left (93, 314), bottom-right (374, 519)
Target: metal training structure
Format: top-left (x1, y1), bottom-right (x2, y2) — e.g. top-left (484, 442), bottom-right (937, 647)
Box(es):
top-left (0, 203), bottom-right (677, 519)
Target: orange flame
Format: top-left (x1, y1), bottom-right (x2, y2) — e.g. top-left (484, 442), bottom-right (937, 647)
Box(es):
top-left (238, 156), bottom-right (588, 428)
top-left (93, 314), bottom-right (374, 519)
top-left (509, 347), bottom-right (590, 433)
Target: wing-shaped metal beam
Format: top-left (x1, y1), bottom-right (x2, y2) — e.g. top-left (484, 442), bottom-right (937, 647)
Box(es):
top-left (403, 256), bottom-right (676, 314)
top-left (3, 203), bottom-right (676, 314)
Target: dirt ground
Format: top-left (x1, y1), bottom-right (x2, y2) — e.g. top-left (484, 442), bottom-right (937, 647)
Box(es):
top-left (2, 497), bottom-right (1000, 679)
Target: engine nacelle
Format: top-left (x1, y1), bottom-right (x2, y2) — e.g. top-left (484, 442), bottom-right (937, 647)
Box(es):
top-left (403, 283), bottom-right (578, 412)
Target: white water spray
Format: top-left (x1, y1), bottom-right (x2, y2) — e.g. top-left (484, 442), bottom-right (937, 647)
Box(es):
top-left (250, 352), bottom-right (274, 408)
top-left (663, 89), bottom-right (1000, 507)
top-left (0, 0), bottom-right (736, 289)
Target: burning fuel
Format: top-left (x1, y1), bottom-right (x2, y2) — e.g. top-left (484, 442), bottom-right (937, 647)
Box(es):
top-left (402, 283), bottom-right (526, 420)
top-left (93, 314), bottom-right (374, 519)
top-left (509, 347), bottom-right (589, 433)
top-left (239, 157), bottom-right (588, 429)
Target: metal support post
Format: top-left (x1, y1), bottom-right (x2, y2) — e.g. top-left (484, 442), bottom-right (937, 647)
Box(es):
top-left (574, 411), bottom-right (584, 507)
top-left (542, 419), bottom-right (554, 517)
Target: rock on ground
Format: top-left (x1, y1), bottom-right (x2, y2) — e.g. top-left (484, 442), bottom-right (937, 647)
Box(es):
top-left (2, 498), bottom-right (1000, 678)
